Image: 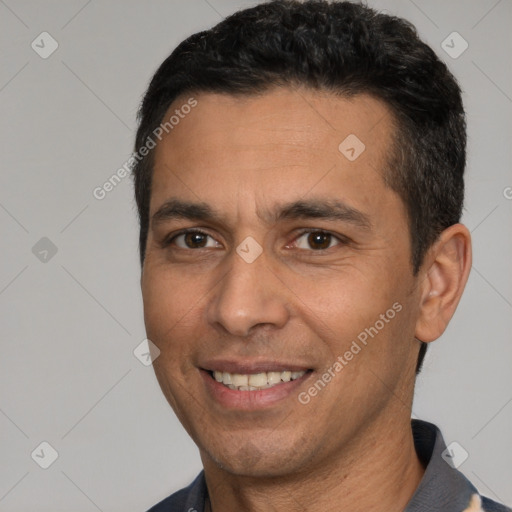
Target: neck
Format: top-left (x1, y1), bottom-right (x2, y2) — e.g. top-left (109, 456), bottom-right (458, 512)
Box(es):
top-left (202, 416), bottom-right (424, 512)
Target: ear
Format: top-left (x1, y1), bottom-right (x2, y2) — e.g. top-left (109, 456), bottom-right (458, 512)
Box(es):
top-left (415, 224), bottom-right (472, 343)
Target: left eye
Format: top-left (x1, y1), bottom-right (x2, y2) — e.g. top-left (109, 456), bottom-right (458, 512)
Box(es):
top-left (293, 231), bottom-right (342, 250)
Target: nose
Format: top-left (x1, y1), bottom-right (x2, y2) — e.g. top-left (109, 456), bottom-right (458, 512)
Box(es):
top-left (207, 248), bottom-right (290, 337)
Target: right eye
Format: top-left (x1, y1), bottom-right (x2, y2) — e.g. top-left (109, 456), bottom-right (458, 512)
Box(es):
top-left (165, 229), bottom-right (221, 250)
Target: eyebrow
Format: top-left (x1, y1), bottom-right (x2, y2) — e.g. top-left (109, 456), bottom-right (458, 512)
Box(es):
top-left (151, 197), bottom-right (372, 230)
top-left (274, 199), bottom-right (372, 230)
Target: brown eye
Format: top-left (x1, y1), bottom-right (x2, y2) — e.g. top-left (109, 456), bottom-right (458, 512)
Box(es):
top-left (294, 231), bottom-right (340, 251)
top-left (184, 232), bottom-right (208, 248)
top-left (307, 232), bottom-right (332, 250)
top-left (171, 230), bottom-right (219, 249)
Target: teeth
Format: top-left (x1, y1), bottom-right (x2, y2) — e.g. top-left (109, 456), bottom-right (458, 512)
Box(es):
top-left (232, 374), bottom-right (248, 387)
top-left (212, 370), bottom-right (306, 390)
top-left (248, 373), bottom-right (267, 387)
top-left (281, 371), bottom-right (292, 383)
top-left (267, 371), bottom-right (282, 386)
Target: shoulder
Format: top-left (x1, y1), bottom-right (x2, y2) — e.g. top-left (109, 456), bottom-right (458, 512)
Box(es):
top-left (481, 495), bottom-right (512, 512)
top-left (463, 493), bottom-right (511, 512)
top-left (408, 421), bottom-right (511, 512)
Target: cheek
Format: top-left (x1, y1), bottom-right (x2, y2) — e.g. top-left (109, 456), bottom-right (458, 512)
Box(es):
top-left (298, 266), bottom-right (413, 380)
top-left (141, 264), bottom-right (216, 372)
top-left (142, 267), bottom-right (191, 347)
top-left (290, 264), bottom-right (392, 330)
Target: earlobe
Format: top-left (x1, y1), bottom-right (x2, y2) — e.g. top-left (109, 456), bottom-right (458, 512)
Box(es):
top-left (415, 224), bottom-right (472, 343)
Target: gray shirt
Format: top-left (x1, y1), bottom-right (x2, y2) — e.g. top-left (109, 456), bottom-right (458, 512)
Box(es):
top-left (147, 420), bottom-right (511, 512)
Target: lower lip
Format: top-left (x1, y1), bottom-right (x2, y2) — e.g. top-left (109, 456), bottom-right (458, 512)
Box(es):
top-left (200, 369), bottom-right (312, 410)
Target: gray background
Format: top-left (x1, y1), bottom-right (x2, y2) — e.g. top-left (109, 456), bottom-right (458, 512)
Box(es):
top-left (0, 0), bottom-right (510, 510)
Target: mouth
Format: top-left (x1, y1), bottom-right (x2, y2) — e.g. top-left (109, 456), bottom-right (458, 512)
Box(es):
top-left (207, 369), bottom-right (312, 391)
top-left (199, 360), bottom-right (314, 409)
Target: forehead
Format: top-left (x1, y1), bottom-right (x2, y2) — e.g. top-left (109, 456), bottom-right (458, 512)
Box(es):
top-left (156, 88), bottom-right (394, 161)
top-left (150, 88), bottom-right (401, 222)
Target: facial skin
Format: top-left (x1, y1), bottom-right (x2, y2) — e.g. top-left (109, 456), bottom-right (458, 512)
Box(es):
top-left (141, 87), bottom-right (472, 511)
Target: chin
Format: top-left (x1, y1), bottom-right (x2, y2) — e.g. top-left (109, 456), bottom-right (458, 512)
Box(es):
top-left (201, 432), bottom-right (314, 478)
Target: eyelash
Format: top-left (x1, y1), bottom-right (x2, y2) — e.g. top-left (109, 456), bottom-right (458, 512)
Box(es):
top-left (163, 228), bottom-right (349, 252)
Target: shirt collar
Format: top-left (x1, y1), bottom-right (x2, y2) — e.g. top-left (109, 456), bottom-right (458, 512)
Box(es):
top-left (405, 419), bottom-right (478, 511)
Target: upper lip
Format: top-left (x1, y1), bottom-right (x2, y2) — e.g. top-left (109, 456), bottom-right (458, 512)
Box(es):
top-left (200, 359), bottom-right (312, 374)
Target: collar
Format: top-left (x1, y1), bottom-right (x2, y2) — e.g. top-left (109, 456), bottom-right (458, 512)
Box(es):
top-left (405, 419), bottom-right (479, 511)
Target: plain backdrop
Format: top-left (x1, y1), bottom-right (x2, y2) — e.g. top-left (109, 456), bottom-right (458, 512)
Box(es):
top-left (0, 1), bottom-right (511, 510)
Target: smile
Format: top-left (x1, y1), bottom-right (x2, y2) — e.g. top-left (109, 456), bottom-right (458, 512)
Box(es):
top-left (211, 370), bottom-right (307, 391)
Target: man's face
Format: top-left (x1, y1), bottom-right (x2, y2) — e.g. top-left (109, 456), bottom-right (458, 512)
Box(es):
top-left (142, 88), bottom-right (423, 477)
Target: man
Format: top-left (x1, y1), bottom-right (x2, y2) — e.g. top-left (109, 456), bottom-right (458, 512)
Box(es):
top-left (131, 1), bottom-right (510, 511)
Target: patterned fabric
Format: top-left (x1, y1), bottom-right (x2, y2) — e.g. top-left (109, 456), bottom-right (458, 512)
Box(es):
top-left (464, 494), bottom-right (485, 512)
top-left (146, 420), bottom-right (511, 512)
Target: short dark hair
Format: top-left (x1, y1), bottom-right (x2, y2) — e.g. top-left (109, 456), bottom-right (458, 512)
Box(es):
top-left (132, 0), bottom-right (466, 374)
